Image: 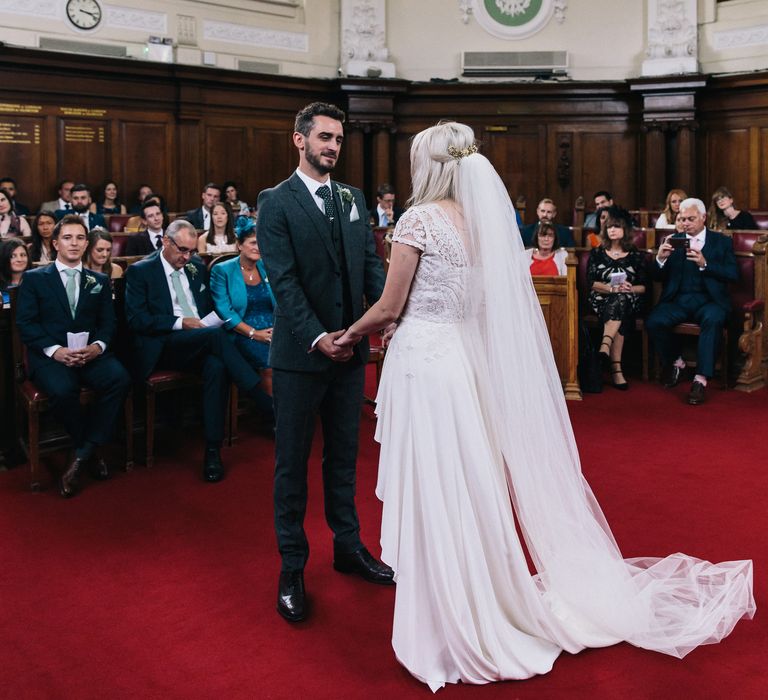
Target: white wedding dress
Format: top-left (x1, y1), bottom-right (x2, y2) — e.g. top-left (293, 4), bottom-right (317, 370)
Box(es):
top-left (374, 201), bottom-right (755, 692)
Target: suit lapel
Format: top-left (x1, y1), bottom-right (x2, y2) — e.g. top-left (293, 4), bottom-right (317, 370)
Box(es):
top-left (151, 254), bottom-right (175, 316)
top-left (332, 181), bottom-right (355, 276)
top-left (185, 262), bottom-right (205, 314)
top-left (47, 264), bottom-right (72, 318)
top-left (288, 173), bottom-right (338, 264)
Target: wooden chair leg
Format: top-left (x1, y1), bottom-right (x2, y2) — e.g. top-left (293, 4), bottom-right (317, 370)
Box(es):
top-left (145, 388), bottom-right (155, 468)
top-left (28, 407), bottom-right (41, 492)
top-left (124, 390), bottom-right (134, 471)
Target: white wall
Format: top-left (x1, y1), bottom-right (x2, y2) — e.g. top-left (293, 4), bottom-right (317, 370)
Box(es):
top-left (699, 0), bottom-right (768, 75)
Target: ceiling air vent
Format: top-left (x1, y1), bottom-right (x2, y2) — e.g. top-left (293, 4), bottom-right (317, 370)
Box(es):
top-left (40, 37), bottom-right (127, 59)
top-left (461, 51), bottom-right (568, 77)
top-left (238, 59), bottom-right (281, 76)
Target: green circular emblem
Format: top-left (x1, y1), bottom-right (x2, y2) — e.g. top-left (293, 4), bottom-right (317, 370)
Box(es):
top-left (483, 0), bottom-right (543, 28)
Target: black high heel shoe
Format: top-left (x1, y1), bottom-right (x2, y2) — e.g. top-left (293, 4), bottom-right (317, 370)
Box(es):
top-left (610, 361), bottom-right (629, 391)
top-left (599, 335), bottom-right (614, 368)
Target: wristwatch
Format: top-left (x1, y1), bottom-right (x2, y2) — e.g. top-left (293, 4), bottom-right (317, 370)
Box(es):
top-left (248, 328), bottom-right (256, 339)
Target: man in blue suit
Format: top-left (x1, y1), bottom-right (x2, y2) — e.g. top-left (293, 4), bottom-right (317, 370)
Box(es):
top-left (124, 219), bottom-right (266, 482)
top-left (55, 184), bottom-right (106, 230)
top-left (646, 198), bottom-right (738, 405)
top-left (184, 182), bottom-right (221, 231)
top-left (519, 198), bottom-right (575, 247)
top-left (16, 215), bottom-right (131, 498)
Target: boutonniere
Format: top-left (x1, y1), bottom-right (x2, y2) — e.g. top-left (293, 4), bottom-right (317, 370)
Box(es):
top-left (336, 185), bottom-right (354, 213)
top-left (185, 262), bottom-right (198, 279)
top-left (84, 273), bottom-right (97, 289)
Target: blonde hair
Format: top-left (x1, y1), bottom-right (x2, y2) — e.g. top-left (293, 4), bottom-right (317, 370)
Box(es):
top-left (408, 121), bottom-right (476, 207)
top-left (661, 188), bottom-right (687, 225)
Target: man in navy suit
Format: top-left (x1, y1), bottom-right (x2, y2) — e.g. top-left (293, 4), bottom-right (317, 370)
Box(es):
top-left (646, 198), bottom-right (738, 405)
top-left (257, 102), bottom-right (393, 624)
top-left (124, 219), bottom-right (267, 482)
top-left (16, 215), bottom-right (131, 498)
top-left (519, 198), bottom-right (575, 247)
top-left (124, 200), bottom-right (165, 257)
top-left (55, 184), bottom-right (106, 230)
top-left (184, 182), bottom-right (221, 231)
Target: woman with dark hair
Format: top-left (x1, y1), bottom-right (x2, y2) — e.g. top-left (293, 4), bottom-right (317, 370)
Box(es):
top-left (0, 187), bottom-right (31, 238)
top-left (198, 201), bottom-right (237, 254)
top-left (0, 238), bottom-right (31, 298)
top-left (525, 222), bottom-right (568, 275)
top-left (587, 206), bottom-right (646, 389)
top-left (707, 186), bottom-right (758, 231)
top-left (585, 206), bottom-right (610, 248)
top-left (223, 180), bottom-right (250, 215)
top-left (656, 188), bottom-right (687, 229)
top-left (29, 210), bottom-right (57, 264)
top-left (210, 216), bottom-right (275, 395)
top-left (90, 181), bottom-right (127, 216)
top-left (84, 229), bottom-right (123, 280)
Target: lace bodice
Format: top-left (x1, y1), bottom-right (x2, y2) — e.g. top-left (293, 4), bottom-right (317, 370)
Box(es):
top-left (392, 204), bottom-right (469, 323)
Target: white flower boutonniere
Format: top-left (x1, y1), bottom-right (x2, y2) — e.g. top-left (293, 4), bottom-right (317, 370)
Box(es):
top-left (336, 185), bottom-right (354, 213)
top-left (185, 262), bottom-right (198, 279)
top-left (84, 273), bottom-right (97, 289)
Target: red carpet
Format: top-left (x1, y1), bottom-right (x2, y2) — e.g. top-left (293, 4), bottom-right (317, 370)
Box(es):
top-left (1, 377), bottom-right (765, 699)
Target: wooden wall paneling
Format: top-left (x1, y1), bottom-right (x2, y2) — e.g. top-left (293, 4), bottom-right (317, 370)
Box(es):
top-left (118, 119), bottom-right (174, 210)
top-left (703, 127), bottom-right (751, 206)
top-left (642, 126), bottom-right (666, 209)
top-left (204, 125), bottom-right (248, 194)
top-left (249, 129), bottom-right (296, 203)
top-left (672, 125), bottom-right (696, 198)
top-left (343, 129), bottom-right (365, 194)
top-left (761, 127), bottom-right (768, 208)
top-left (749, 126), bottom-right (760, 210)
top-left (0, 112), bottom-right (45, 209)
top-left (579, 130), bottom-right (638, 211)
top-left (176, 119), bottom-right (203, 213)
top-left (371, 129), bottom-right (391, 195)
top-left (57, 118), bottom-right (110, 195)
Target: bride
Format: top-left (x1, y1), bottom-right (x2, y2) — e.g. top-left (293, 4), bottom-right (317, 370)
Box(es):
top-left (335, 122), bottom-right (755, 692)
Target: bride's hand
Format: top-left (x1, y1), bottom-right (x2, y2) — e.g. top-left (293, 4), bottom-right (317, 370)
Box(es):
top-left (381, 322), bottom-right (397, 347)
top-left (334, 329), bottom-right (362, 347)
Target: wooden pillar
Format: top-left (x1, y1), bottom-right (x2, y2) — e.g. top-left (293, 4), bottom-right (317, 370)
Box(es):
top-left (344, 127), bottom-right (365, 190)
top-left (673, 123), bottom-right (697, 196)
top-left (371, 128), bottom-right (391, 191)
top-left (642, 125), bottom-right (666, 209)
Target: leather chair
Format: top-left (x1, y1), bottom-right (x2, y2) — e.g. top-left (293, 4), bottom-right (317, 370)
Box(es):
top-left (8, 286), bottom-right (133, 491)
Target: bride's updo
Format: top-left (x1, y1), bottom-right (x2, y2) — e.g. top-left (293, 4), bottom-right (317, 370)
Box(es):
top-left (409, 121), bottom-right (477, 206)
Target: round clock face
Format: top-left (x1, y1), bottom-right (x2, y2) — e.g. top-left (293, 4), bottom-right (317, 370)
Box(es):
top-left (66, 0), bottom-right (102, 31)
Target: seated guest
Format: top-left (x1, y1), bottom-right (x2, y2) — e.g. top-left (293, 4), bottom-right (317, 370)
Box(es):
top-left (223, 180), bottom-right (250, 215)
top-left (40, 179), bottom-right (73, 213)
top-left (0, 177), bottom-right (30, 216)
top-left (185, 182), bottom-right (221, 231)
top-left (125, 200), bottom-right (165, 256)
top-left (15, 215), bottom-right (131, 498)
top-left (125, 194), bottom-right (168, 233)
top-left (368, 183), bottom-right (404, 228)
top-left (0, 238), bottom-right (31, 300)
top-left (707, 186), bottom-right (758, 231)
top-left (84, 229), bottom-right (123, 280)
top-left (128, 184), bottom-right (154, 215)
top-left (197, 201), bottom-right (237, 255)
top-left (56, 184), bottom-right (107, 230)
top-left (646, 198), bottom-right (738, 405)
top-left (125, 219), bottom-right (270, 482)
top-left (0, 188), bottom-right (31, 238)
top-left (90, 180), bottom-right (127, 216)
top-left (583, 191), bottom-right (614, 230)
top-left (211, 216), bottom-right (275, 396)
top-left (525, 222), bottom-right (568, 275)
top-left (655, 188), bottom-right (687, 229)
top-left (519, 198), bottom-right (575, 247)
top-left (29, 211), bottom-right (57, 264)
top-left (585, 206), bottom-right (610, 248)
top-left (587, 207), bottom-right (647, 390)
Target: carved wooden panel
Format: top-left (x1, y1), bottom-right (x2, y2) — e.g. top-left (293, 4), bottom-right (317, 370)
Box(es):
top-left (205, 125), bottom-right (248, 194)
top-left (701, 127), bottom-right (751, 206)
top-left (117, 120), bottom-right (173, 209)
top-left (250, 129), bottom-right (295, 202)
top-left (577, 131), bottom-right (637, 210)
top-left (0, 114), bottom-right (45, 207)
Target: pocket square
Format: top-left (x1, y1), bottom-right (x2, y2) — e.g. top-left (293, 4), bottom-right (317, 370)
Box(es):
top-left (200, 284), bottom-right (206, 291)
top-left (350, 202), bottom-right (360, 223)
top-left (90, 284), bottom-right (103, 294)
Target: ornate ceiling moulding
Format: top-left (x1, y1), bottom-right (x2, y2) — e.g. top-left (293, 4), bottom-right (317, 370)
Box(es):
top-left (459, 0), bottom-right (567, 38)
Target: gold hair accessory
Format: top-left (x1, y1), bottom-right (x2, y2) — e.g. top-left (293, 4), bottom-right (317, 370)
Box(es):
top-left (447, 144), bottom-right (478, 160)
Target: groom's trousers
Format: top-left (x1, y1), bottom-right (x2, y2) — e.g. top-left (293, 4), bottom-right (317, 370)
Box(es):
top-left (272, 360), bottom-right (365, 572)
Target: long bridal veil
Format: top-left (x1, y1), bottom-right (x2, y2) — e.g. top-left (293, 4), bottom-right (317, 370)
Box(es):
top-left (454, 151), bottom-right (755, 657)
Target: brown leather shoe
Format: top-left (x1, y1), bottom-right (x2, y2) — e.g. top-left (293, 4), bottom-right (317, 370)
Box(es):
top-left (59, 458), bottom-right (85, 498)
top-left (687, 380), bottom-right (707, 405)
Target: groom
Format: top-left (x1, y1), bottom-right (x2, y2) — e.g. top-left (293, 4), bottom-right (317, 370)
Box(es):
top-left (257, 102), bottom-right (393, 623)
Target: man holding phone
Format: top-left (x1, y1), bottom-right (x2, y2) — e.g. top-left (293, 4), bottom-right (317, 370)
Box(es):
top-left (646, 198), bottom-right (738, 405)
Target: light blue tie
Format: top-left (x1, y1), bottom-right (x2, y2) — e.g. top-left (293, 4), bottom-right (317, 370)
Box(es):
top-left (171, 269), bottom-right (197, 318)
top-left (63, 268), bottom-right (78, 318)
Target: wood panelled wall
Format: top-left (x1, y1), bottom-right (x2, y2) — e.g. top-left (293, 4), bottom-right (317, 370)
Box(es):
top-left (2, 47), bottom-right (768, 218)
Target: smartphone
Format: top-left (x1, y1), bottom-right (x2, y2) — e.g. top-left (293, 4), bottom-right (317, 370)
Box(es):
top-left (667, 236), bottom-right (690, 250)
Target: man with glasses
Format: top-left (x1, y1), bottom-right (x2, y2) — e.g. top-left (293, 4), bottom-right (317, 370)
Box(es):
top-left (125, 219), bottom-right (269, 481)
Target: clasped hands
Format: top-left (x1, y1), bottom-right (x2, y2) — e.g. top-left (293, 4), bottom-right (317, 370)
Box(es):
top-left (318, 323), bottom-right (397, 362)
top-left (53, 343), bottom-right (102, 367)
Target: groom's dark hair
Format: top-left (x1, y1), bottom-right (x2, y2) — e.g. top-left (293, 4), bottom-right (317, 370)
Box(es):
top-left (294, 102), bottom-right (346, 137)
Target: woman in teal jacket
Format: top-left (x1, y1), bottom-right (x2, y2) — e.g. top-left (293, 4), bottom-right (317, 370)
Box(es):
top-left (211, 216), bottom-right (276, 394)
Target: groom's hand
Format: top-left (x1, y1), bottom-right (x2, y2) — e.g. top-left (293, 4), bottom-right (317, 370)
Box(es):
top-left (317, 330), bottom-right (354, 362)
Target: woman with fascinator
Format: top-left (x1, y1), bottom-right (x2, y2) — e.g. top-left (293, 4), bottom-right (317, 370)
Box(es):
top-left (210, 215), bottom-right (275, 397)
top-left (334, 122), bottom-right (754, 692)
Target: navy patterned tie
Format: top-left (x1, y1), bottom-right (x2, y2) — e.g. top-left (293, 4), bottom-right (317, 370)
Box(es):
top-left (315, 185), bottom-right (336, 221)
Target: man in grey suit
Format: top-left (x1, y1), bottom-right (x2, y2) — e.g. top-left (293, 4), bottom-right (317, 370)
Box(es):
top-left (257, 102), bottom-right (393, 623)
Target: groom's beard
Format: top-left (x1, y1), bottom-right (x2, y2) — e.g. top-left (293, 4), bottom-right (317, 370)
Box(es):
top-left (305, 143), bottom-right (337, 175)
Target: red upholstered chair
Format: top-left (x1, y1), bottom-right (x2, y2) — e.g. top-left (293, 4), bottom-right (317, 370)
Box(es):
top-left (110, 233), bottom-right (131, 257)
top-left (372, 227), bottom-right (391, 273)
top-left (8, 287), bottom-right (133, 491)
top-left (751, 211), bottom-right (768, 230)
top-left (108, 215), bottom-right (131, 232)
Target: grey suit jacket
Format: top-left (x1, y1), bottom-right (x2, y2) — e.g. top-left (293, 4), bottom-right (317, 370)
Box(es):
top-left (256, 172), bottom-right (385, 372)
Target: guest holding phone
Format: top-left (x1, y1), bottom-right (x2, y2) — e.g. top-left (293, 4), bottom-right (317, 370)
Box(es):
top-left (587, 206), bottom-right (646, 390)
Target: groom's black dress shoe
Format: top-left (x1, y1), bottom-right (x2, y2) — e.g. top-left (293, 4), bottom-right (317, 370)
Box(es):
top-left (333, 546), bottom-right (394, 585)
top-left (202, 448), bottom-right (225, 483)
top-left (277, 570), bottom-right (306, 622)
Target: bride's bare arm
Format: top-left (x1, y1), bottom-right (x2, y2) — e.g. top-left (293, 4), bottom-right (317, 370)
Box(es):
top-left (335, 242), bottom-right (421, 345)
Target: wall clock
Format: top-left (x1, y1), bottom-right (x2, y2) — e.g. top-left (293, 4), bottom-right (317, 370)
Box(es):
top-left (66, 0), bottom-right (103, 31)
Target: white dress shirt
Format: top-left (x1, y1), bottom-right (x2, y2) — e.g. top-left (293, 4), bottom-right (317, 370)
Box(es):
top-left (147, 229), bottom-right (164, 249)
top-left (202, 208), bottom-right (211, 231)
top-left (58, 198), bottom-right (71, 211)
top-left (295, 167), bottom-right (334, 350)
top-left (376, 204), bottom-right (390, 227)
top-left (160, 253), bottom-right (199, 329)
top-left (43, 260), bottom-right (106, 356)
